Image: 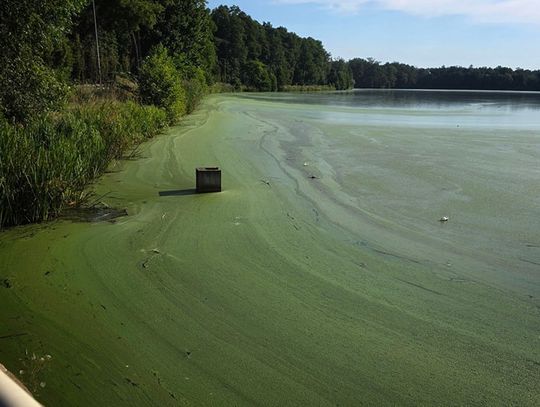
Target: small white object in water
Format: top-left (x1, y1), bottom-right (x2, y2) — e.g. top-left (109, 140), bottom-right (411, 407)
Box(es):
top-left (439, 216), bottom-right (449, 222)
top-left (303, 162), bottom-right (309, 166)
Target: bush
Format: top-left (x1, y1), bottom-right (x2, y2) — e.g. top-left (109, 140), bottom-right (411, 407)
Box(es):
top-left (242, 60), bottom-right (275, 92)
top-left (138, 45), bottom-right (186, 123)
top-left (210, 82), bottom-right (236, 93)
top-left (0, 54), bottom-right (69, 123)
top-left (0, 102), bottom-right (166, 227)
top-left (180, 66), bottom-right (208, 114)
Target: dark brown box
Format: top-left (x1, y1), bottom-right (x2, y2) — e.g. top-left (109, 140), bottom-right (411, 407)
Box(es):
top-left (196, 167), bottom-right (221, 193)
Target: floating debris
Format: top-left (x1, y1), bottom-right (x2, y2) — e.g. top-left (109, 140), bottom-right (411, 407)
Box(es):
top-left (303, 162), bottom-right (309, 167)
top-left (439, 216), bottom-right (449, 222)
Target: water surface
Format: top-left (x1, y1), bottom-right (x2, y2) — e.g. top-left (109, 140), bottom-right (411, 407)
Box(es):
top-left (0, 90), bottom-right (539, 406)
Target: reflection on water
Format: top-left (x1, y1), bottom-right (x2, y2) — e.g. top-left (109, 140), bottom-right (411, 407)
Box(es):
top-left (238, 89), bottom-right (540, 112)
top-left (238, 89), bottom-right (540, 130)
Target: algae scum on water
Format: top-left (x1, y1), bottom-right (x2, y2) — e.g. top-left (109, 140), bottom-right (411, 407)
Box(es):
top-left (1, 90), bottom-right (539, 406)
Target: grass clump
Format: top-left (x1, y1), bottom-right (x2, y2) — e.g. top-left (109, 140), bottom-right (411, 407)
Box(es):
top-left (0, 101), bottom-right (166, 227)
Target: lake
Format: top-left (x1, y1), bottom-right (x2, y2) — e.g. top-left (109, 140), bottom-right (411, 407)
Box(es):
top-left (237, 89), bottom-right (540, 294)
top-left (0, 90), bottom-right (539, 405)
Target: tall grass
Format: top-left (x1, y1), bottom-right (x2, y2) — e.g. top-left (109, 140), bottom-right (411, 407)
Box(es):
top-left (0, 101), bottom-right (166, 227)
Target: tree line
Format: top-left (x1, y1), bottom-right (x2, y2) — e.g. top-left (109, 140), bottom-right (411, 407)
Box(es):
top-left (349, 58), bottom-right (540, 91)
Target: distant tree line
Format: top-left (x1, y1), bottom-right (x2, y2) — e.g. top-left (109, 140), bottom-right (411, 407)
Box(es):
top-left (349, 58), bottom-right (540, 91)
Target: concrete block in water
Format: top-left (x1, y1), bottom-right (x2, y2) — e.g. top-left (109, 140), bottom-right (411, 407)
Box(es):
top-left (196, 167), bottom-right (221, 193)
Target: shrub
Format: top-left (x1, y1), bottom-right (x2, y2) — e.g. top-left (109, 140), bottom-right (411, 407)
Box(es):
top-left (242, 60), bottom-right (275, 92)
top-left (0, 54), bottom-right (69, 123)
top-left (210, 82), bottom-right (236, 93)
top-left (138, 45), bottom-right (186, 123)
top-left (180, 65), bottom-right (208, 114)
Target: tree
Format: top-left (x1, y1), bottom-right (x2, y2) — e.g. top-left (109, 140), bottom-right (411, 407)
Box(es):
top-left (211, 5), bottom-right (331, 90)
top-left (150, 0), bottom-right (216, 81)
top-left (0, 0), bottom-right (85, 122)
top-left (328, 59), bottom-right (353, 90)
top-left (138, 44), bottom-right (186, 122)
top-left (71, 0), bottom-right (164, 82)
top-left (242, 60), bottom-right (274, 91)
top-left (212, 5), bottom-right (248, 86)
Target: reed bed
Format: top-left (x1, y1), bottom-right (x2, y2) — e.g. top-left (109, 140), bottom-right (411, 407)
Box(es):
top-left (0, 101), bottom-right (166, 227)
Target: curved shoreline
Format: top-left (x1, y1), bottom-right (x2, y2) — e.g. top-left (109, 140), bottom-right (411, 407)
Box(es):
top-left (0, 94), bottom-right (538, 406)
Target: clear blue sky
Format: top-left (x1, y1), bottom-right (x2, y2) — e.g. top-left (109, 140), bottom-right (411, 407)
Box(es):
top-left (207, 0), bottom-right (540, 70)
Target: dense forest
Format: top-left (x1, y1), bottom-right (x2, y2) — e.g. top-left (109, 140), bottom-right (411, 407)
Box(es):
top-left (349, 58), bottom-right (540, 91)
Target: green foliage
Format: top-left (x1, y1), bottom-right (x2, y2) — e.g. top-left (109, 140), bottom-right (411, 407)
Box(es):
top-left (293, 38), bottom-right (330, 85)
top-left (179, 65), bottom-right (209, 113)
top-left (71, 0), bottom-right (164, 82)
top-left (209, 82), bottom-right (236, 93)
top-left (138, 44), bottom-right (186, 122)
top-left (211, 6), bottom-right (330, 90)
top-left (328, 59), bottom-right (354, 90)
top-left (0, 0), bottom-right (85, 122)
top-left (348, 58), bottom-right (540, 90)
top-left (0, 101), bottom-right (166, 227)
top-left (0, 56), bottom-right (70, 124)
top-left (151, 0), bottom-right (216, 77)
top-left (242, 60), bottom-right (276, 92)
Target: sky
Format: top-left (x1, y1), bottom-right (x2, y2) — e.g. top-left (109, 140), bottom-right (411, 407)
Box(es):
top-left (207, 0), bottom-right (540, 69)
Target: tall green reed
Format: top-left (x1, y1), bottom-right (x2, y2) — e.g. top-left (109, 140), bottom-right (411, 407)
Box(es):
top-left (0, 101), bottom-right (166, 227)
